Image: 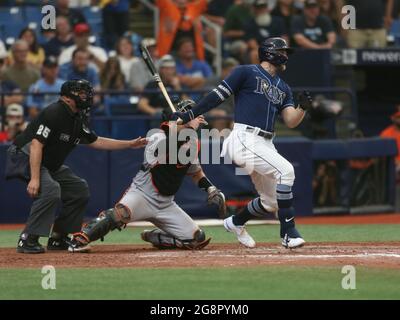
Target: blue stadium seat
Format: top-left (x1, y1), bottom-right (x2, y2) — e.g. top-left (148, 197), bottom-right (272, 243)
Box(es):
top-left (2, 22), bottom-right (26, 40)
top-left (389, 19), bottom-right (400, 46)
top-left (82, 6), bottom-right (102, 25)
top-left (0, 6), bottom-right (24, 26)
top-left (91, 119), bottom-right (111, 137)
top-left (111, 120), bottom-right (149, 140)
top-left (24, 6), bottom-right (44, 24)
top-left (104, 95), bottom-right (139, 116)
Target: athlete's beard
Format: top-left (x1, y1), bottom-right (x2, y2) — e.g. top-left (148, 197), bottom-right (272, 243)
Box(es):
top-left (278, 64), bottom-right (287, 72)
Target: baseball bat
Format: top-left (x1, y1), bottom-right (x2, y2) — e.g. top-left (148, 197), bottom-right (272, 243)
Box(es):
top-left (140, 45), bottom-right (177, 113)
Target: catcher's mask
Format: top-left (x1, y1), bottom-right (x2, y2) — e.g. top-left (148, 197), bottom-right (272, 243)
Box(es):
top-left (161, 99), bottom-right (196, 122)
top-left (60, 79), bottom-right (94, 110)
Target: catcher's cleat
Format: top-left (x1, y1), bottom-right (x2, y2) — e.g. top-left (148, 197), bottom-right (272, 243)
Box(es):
top-left (281, 234), bottom-right (305, 249)
top-left (223, 216), bottom-right (256, 248)
top-left (140, 229), bottom-right (152, 243)
top-left (68, 233), bottom-right (91, 253)
top-left (47, 236), bottom-right (71, 251)
top-left (17, 234), bottom-right (45, 254)
top-left (140, 229), bottom-right (173, 249)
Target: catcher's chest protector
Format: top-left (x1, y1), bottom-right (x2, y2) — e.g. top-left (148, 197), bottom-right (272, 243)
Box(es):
top-left (150, 137), bottom-right (199, 196)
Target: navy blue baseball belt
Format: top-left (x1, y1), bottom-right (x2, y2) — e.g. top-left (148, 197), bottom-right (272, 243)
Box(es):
top-left (245, 126), bottom-right (274, 140)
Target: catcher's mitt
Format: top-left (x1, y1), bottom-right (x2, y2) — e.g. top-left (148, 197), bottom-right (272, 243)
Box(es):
top-left (207, 186), bottom-right (227, 219)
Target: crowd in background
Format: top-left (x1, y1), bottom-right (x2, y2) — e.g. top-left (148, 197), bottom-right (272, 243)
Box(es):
top-left (0, 0), bottom-right (400, 143)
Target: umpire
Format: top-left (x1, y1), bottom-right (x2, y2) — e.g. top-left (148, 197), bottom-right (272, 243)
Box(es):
top-left (5, 79), bottom-right (147, 254)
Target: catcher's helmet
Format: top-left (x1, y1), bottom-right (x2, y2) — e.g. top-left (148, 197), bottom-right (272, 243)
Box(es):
top-left (60, 79), bottom-right (94, 110)
top-left (258, 37), bottom-right (294, 66)
top-left (162, 99), bottom-right (196, 122)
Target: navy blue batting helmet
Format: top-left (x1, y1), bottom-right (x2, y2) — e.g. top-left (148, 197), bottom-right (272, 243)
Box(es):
top-left (258, 37), bottom-right (294, 66)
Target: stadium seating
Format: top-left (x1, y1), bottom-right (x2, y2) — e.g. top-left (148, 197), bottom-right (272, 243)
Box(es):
top-left (111, 119), bottom-right (149, 140)
top-left (389, 19), bottom-right (400, 46)
top-left (103, 95), bottom-right (139, 116)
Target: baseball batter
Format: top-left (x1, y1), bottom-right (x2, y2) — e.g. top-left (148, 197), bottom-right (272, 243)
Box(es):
top-left (68, 101), bottom-right (226, 252)
top-left (174, 37), bottom-right (313, 249)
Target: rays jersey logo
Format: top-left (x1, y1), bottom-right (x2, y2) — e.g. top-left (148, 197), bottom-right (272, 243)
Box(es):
top-left (254, 76), bottom-right (286, 105)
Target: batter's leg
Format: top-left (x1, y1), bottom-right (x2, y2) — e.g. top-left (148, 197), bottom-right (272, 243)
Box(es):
top-left (224, 130), bottom-right (304, 248)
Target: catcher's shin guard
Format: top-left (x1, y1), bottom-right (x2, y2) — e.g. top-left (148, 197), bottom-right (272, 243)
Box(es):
top-left (80, 204), bottom-right (131, 242)
top-left (141, 229), bottom-right (211, 250)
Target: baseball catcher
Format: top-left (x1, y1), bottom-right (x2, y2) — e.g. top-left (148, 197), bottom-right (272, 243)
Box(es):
top-left (68, 100), bottom-right (226, 252)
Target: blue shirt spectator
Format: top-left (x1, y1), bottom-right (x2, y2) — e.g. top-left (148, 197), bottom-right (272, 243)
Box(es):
top-left (59, 62), bottom-right (99, 86)
top-left (43, 16), bottom-right (74, 58)
top-left (175, 38), bottom-right (213, 101)
top-left (58, 48), bottom-right (100, 88)
top-left (27, 57), bottom-right (64, 119)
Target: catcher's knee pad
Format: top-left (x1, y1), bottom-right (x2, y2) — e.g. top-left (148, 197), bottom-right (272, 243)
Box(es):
top-left (81, 205), bottom-right (130, 242)
top-left (113, 203), bottom-right (132, 224)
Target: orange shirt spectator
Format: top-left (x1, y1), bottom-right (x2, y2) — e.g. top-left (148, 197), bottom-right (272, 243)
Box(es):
top-left (157, 0), bottom-right (207, 60)
top-left (380, 111), bottom-right (400, 164)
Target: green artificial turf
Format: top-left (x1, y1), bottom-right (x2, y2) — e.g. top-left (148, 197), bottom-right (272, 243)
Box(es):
top-left (0, 266), bottom-right (399, 300)
top-left (1, 224), bottom-right (399, 248)
top-left (1, 224), bottom-right (399, 300)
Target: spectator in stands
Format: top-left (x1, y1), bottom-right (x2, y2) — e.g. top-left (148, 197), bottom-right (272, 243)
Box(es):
top-left (346, 0), bottom-right (394, 48)
top-left (157, 0), bottom-right (207, 60)
top-left (27, 57), bottom-right (64, 119)
top-left (8, 28), bottom-right (46, 68)
top-left (102, 0), bottom-right (130, 50)
top-left (223, 0), bottom-right (254, 60)
top-left (128, 38), bottom-right (158, 92)
top-left (100, 57), bottom-right (126, 91)
top-left (380, 108), bottom-right (400, 210)
top-left (204, 0), bottom-right (234, 48)
top-left (59, 48), bottom-right (100, 90)
top-left (175, 38), bottom-right (212, 101)
top-left (381, 108), bottom-right (400, 171)
top-left (69, 0), bottom-right (92, 7)
top-left (1, 40), bottom-right (40, 92)
top-left (138, 55), bottom-right (186, 117)
top-left (116, 36), bottom-right (138, 86)
top-left (292, 0), bottom-right (336, 49)
top-left (245, 0), bottom-right (288, 64)
top-left (43, 16), bottom-right (75, 58)
top-left (58, 23), bottom-right (108, 71)
top-left (317, 0), bottom-right (344, 33)
top-left (56, 0), bottom-right (87, 27)
top-left (0, 103), bottom-right (28, 143)
top-left (0, 39), bottom-right (7, 64)
top-left (271, 0), bottom-right (298, 33)
top-left (0, 71), bottom-right (23, 108)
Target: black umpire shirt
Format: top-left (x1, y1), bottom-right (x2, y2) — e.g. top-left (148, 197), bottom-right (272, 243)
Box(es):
top-left (14, 99), bottom-right (98, 172)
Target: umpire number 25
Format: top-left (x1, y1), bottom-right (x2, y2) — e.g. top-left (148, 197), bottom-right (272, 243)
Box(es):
top-left (37, 125), bottom-right (51, 138)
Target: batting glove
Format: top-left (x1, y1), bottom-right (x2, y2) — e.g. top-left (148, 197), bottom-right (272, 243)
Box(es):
top-left (296, 91), bottom-right (313, 111)
top-left (171, 111), bottom-right (194, 124)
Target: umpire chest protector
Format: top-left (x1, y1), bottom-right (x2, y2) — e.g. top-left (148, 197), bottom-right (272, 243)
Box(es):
top-left (149, 123), bottom-right (200, 196)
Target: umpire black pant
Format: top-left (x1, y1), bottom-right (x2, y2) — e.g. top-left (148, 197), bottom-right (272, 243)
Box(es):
top-left (22, 165), bottom-right (90, 237)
